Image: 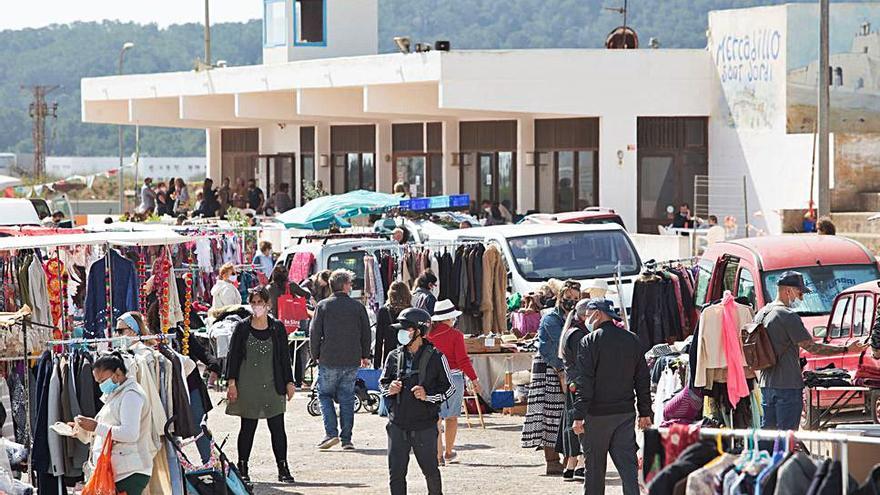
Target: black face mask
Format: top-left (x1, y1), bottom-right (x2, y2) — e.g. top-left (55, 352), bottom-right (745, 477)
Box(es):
top-left (561, 299), bottom-right (577, 311)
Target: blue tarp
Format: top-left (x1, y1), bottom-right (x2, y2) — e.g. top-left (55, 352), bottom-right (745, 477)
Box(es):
top-left (276, 190), bottom-right (402, 230)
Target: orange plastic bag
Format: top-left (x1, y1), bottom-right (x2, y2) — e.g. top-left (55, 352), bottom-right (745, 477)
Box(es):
top-left (83, 432), bottom-right (117, 495)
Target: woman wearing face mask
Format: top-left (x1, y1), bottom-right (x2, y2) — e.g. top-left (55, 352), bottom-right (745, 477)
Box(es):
top-left (426, 300), bottom-right (482, 465)
top-left (555, 300), bottom-right (591, 481)
top-left (521, 279), bottom-right (580, 476)
top-left (74, 351), bottom-right (153, 495)
top-left (225, 287), bottom-right (296, 484)
top-left (211, 263), bottom-right (242, 311)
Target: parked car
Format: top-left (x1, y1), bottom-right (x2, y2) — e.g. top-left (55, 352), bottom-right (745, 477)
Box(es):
top-left (695, 235), bottom-right (880, 426)
top-left (0, 199), bottom-right (42, 226)
top-left (433, 222), bottom-right (643, 308)
top-left (275, 237), bottom-right (399, 299)
top-left (695, 235), bottom-right (880, 334)
top-left (809, 281), bottom-right (880, 423)
top-left (519, 207), bottom-right (626, 229)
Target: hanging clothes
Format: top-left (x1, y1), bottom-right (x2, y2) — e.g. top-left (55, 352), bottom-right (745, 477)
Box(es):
top-left (84, 250), bottom-right (139, 338)
top-left (693, 293), bottom-right (754, 406)
top-left (288, 252), bottom-right (315, 284)
top-left (480, 245), bottom-right (507, 335)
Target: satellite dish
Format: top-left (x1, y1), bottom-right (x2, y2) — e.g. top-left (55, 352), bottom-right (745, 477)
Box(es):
top-left (605, 26), bottom-right (639, 49)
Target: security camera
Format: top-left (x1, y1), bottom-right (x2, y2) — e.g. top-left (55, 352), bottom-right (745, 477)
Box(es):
top-left (394, 36), bottom-right (411, 54)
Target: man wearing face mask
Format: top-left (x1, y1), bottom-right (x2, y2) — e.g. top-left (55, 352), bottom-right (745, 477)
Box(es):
top-left (379, 308), bottom-right (455, 495)
top-left (571, 299), bottom-right (651, 495)
top-left (756, 271), bottom-right (867, 430)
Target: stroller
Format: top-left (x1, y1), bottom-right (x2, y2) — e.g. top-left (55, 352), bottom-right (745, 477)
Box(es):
top-left (305, 361), bottom-right (381, 417)
top-left (165, 414), bottom-right (253, 495)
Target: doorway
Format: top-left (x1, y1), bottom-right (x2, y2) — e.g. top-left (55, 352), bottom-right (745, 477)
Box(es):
top-left (636, 117), bottom-right (708, 234)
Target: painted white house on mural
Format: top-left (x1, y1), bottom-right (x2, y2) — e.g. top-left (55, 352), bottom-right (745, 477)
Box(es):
top-left (80, 1), bottom-right (880, 235)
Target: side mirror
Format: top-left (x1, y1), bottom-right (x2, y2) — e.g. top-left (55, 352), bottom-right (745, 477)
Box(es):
top-left (812, 326), bottom-right (828, 338)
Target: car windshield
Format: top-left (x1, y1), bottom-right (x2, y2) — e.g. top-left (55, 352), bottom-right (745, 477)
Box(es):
top-left (507, 230), bottom-right (641, 282)
top-left (327, 251), bottom-right (367, 291)
top-left (762, 264), bottom-right (880, 316)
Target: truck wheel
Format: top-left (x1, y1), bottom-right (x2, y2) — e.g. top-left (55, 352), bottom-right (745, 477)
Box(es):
top-left (871, 390), bottom-right (880, 424)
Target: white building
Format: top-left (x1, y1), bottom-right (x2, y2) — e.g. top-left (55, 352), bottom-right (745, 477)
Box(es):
top-left (80, 1), bottom-right (880, 234)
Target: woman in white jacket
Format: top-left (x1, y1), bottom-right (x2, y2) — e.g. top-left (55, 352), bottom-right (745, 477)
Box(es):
top-left (212, 263), bottom-right (242, 310)
top-left (75, 351), bottom-right (153, 495)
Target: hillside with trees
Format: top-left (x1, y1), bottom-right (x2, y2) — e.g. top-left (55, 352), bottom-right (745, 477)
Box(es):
top-left (0, 0), bottom-right (867, 159)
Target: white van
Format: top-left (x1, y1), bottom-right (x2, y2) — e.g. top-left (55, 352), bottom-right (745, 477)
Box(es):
top-left (0, 199), bottom-right (42, 226)
top-left (433, 223), bottom-right (643, 308)
top-left (275, 237), bottom-right (399, 298)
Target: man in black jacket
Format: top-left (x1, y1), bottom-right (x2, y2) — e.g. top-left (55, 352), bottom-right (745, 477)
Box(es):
top-left (309, 269), bottom-right (372, 450)
top-left (571, 299), bottom-right (652, 495)
top-left (380, 308), bottom-right (455, 495)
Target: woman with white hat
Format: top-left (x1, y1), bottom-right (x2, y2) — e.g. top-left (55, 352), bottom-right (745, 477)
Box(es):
top-left (581, 279), bottom-right (617, 300)
top-left (427, 300), bottom-right (483, 465)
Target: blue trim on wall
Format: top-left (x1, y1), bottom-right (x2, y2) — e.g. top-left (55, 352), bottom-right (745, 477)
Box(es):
top-left (263, 0), bottom-right (288, 48)
top-left (293, 0), bottom-right (328, 47)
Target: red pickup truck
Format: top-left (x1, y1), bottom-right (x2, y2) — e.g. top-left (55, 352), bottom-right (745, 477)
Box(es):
top-left (695, 235), bottom-right (880, 423)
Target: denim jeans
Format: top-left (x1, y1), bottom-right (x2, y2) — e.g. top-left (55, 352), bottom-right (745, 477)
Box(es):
top-left (318, 365), bottom-right (359, 443)
top-left (761, 387), bottom-right (804, 430)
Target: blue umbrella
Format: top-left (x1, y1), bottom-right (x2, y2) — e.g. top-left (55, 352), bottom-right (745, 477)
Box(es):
top-left (277, 190), bottom-right (402, 230)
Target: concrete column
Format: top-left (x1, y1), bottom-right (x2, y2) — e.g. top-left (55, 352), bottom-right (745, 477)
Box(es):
top-left (206, 128), bottom-right (222, 180)
top-left (599, 114), bottom-right (638, 229)
top-left (291, 125), bottom-right (303, 205)
top-left (442, 118), bottom-right (459, 195)
top-left (315, 122), bottom-right (331, 193)
top-left (375, 121), bottom-right (393, 193)
top-left (517, 117), bottom-right (535, 213)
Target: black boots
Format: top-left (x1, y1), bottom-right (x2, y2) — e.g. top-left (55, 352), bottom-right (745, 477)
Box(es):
top-left (277, 460), bottom-right (295, 484)
top-left (237, 461), bottom-right (250, 483)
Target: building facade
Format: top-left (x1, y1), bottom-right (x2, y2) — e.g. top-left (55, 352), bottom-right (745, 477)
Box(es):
top-left (81, 1), bottom-right (880, 234)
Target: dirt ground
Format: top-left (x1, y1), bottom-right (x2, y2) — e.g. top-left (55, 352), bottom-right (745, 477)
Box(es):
top-left (203, 391), bottom-right (628, 495)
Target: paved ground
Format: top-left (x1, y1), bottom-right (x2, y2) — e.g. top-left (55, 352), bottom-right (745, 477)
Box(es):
top-left (203, 391), bottom-right (627, 495)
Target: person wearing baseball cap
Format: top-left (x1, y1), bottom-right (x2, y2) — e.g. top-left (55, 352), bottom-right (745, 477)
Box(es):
top-left (571, 298), bottom-right (650, 495)
top-left (756, 271), bottom-right (867, 431)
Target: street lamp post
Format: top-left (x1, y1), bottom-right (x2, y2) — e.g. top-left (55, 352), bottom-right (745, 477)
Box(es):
top-left (118, 41), bottom-right (134, 214)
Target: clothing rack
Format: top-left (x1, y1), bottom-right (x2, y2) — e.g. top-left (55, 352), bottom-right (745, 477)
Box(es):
top-left (45, 333), bottom-right (177, 347)
top-left (644, 257), bottom-right (698, 270)
top-left (653, 426), bottom-right (880, 494)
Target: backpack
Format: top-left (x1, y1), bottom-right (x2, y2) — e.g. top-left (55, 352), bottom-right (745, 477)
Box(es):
top-left (741, 306), bottom-right (778, 370)
top-left (395, 345), bottom-right (438, 405)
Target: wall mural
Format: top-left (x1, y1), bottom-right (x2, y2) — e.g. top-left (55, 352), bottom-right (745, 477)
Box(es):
top-left (710, 8), bottom-right (786, 131)
top-left (787, 4), bottom-right (880, 133)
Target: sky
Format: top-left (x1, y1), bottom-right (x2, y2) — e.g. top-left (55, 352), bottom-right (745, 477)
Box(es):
top-left (0, 0), bottom-right (262, 30)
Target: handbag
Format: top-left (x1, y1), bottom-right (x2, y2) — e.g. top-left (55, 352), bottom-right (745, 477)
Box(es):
top-left (741, 307), bottom-right (777, 371)
top-left (277, 291), bottom-right (309, 333)
top-left (510, 311), bottom-right (541, 337)
top-left (82, 432), bottom-right (117, 495)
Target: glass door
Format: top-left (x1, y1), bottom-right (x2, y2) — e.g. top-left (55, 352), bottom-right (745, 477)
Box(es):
top-left (479, 153), bottom-right (493, 205)
top-left (638, 154), bottom-right (676, 234)
top-left (556, 151), bottom-right (576, 211)
top-left (395, 156), bottom-right (427, 197)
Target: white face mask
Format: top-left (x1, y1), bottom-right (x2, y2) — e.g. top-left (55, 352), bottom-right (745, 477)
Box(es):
top-left (252, 305), bottom-right (269, 318)
top-left (228, 275), bottom-right (237, 283)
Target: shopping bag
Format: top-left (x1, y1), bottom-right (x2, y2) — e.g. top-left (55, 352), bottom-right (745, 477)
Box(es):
top-left (83, 432), bottom-right (117, 495)
top-left (277, 294), bottom-right (309, 333)
top-left (510, 311), bottom-right (540, 337)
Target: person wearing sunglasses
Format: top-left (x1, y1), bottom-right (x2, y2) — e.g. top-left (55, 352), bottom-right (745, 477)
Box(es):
top-left (521, 279), bottom-right (581, 475)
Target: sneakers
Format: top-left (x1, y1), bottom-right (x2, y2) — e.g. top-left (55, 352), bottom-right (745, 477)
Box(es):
top-left (317, 437), bottom-right (340, 450)
top-left (562, 469), bottom-right (575, 481)
top-left (445, 451), bottom-right (458, 463)
top-left (341, 442), bottom-right (356, 451)
top-left (574, 467), bottom-right (585, 480)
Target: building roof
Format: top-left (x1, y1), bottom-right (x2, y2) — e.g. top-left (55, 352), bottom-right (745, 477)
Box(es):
top-left (721, 234), bottom-right (875, 271)
top-left (81, 49), bottom-right (712, 128)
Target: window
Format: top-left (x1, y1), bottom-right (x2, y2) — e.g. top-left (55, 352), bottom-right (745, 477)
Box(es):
top-left (506, 230), bottom-right (641, 282)
top-left (332, 153), bottom-right (375, 194)
top-left (829, 296), bottom-right (852, 339)
top-left (263, 0), bottom-right (287, 47)
top-left (737, 268), bottom-right (757, 309)
top-left (694, 260), bottom-right (714, 306)
top-left (300, 154), bottom-right (315, 204)
top-left (295, 0), bottom-right (325, 45)
top-left (763, 264), bottom-right (880, 316)
top-left (721, 258), bottom-right (739, 294)
top-left (853, 295), bottom-right (875, 337)
top-left (327, 251), bottom-right (366, 291)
